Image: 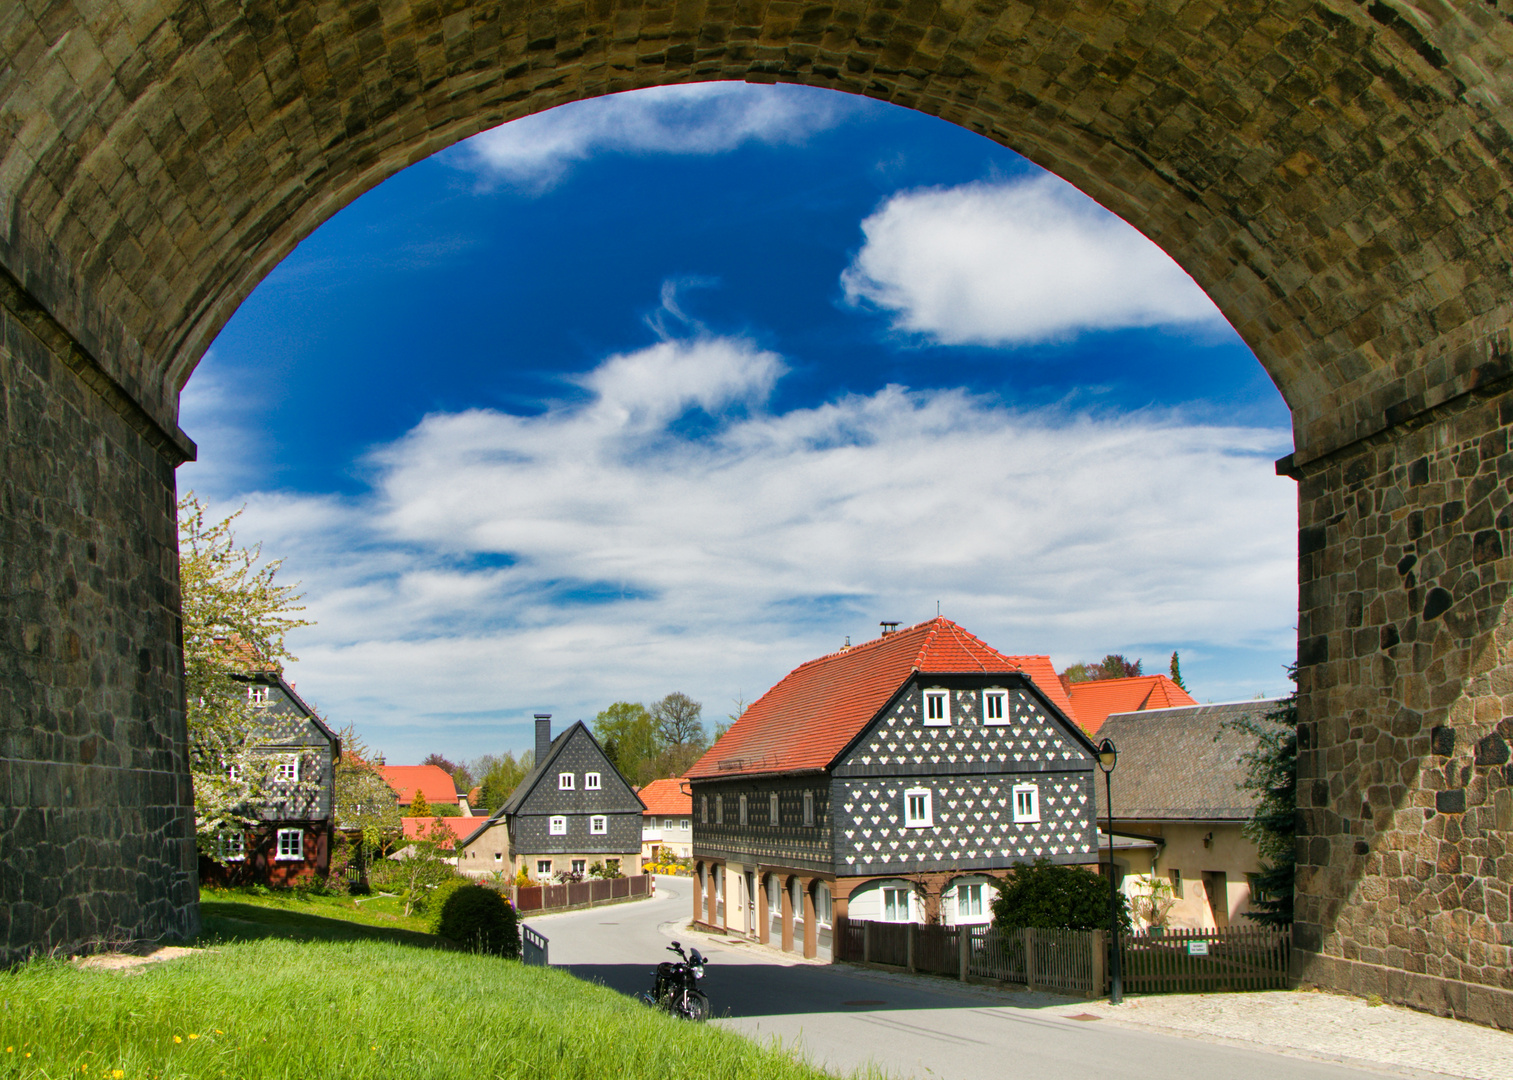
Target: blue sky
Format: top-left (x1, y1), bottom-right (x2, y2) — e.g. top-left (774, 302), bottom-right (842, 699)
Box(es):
top-left (179, 83), bottom-right (1298, 764)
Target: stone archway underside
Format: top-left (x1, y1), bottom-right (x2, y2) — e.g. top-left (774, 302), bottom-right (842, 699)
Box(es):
top-left (3, 0), bottom-right (1513, 1025)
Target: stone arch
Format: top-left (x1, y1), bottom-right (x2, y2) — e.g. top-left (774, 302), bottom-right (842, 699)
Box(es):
top-left (5, 0), bottom-right (1513, 1024)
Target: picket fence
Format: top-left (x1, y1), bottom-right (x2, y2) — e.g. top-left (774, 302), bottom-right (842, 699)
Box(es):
top-left (512, 873), bottom-right (651, 914)
top-left (835, 918), bottom-right (1292, 998)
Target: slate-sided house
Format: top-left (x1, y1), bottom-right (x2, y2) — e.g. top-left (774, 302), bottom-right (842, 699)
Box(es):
top-left (1095, 700), bottom-right (1288, 931)
top-left (199, 671), bottom-right (340, 886)
top-left (687, 618), bottom-right (1102, 960)
top-left (458, 715), bottom-right (644, 880)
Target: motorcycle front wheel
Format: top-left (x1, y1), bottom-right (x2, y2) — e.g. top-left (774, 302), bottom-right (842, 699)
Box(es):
top-left (682, 989), bottom-right (710, 1022)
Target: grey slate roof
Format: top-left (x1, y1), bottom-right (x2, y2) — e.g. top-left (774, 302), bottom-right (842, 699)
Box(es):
top-left (1094, 699), bottom-right (1288, 821)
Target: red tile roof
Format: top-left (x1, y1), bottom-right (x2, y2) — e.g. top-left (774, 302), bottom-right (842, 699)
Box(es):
top-left (400, 816), bottom-right (479, 848)
top-left (381, 765), bottom-right (460, 806)
top-left (638, 777), bottom-right (692, 816)
top-left (686, 618), bottom-right (1070, 779)
top-left (1066, 674), bottom-right (1198, 735)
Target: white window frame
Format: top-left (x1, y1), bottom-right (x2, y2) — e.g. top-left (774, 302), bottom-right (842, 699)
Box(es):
top-left (803, 789), bottom-right (815, 827)
top-left (882, 886), bottom-right (911, 922)
top-left (217, 830), bottom-right (245, 862)
top-left (904, 787), bottom-right (933, 828)
top-left (275, 828), bottom-right (303, 861)
top-left (572, 859), bottom-right (586, 875)
top-left (769, 792), bottom-right (779, 824)
top-left (537, 859), bottom-right (552, 876)
top-left (982, 689), bottom-right (1010, 726)
top-left (275, 755), bottom-right (299, 783)
top-left (549, 815), bottom-right (567, 835)
top-left (248, 685), bottom-right (269, 706)
top-left (1012, 783), bottom-right (1040, 824)
top-left (923, 689), bottom-right (950, 727)
top-left (584, 772), bottom-right (601, 790)
top-left (493, 851), bottom-right (503, 862)
top-left (680, 819), bottom-right (689, 831)
top-left (226, 763), bottom-right (241, 782)
top-left (957, 882), bottom-right (984, 919)
top-left (558, 772), bottom-right (574, 790)
top-left (590, 814), bottom-right (607, 835)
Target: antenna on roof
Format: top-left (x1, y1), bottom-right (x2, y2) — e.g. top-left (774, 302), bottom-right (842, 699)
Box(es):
top-left (937, 600), bottom-right (941, 616)
top-left (879, 621), bottom-right (899, 636)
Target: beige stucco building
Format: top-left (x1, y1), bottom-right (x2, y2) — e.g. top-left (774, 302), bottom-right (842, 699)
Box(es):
top-left (1094, 700), bottom-right (1288, 931)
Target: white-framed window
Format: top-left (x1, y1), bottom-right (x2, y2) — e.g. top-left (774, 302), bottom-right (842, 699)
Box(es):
top-left (275, 828), bottom-right (303, 861)
top-left (558, 772), bottom-right (574, 790)
top-left (226, 763), bottom-right (241, 782)
top-left (549, 815), bottom-right (567, 835)
top-left (537, 859), bottom-right (552, 875)
top-left (584, 772), bottom-right (601, 790)
top-left (1013, 783), bottom-right (1040, 823)
top-left (816, 882), bottom-right (832, 927)
top-left (248, 685), bottom-right (269, 706)
top-left (904, 787), bottom-right (933, 828)
top-left (883, 886), bottom-right (911, 922)
top-left (769, 792), bottom-right (779, 824)
top-left (923, 689), bottom-right (950, 726)
top-left (217, 830), bottom-right (245, 862)
top-left (957, 883), bottom-right (984, 918)
top-left (982, 689), bottom-right (1009, 725)
top-left (493, 851), bottom-right (503, 862)
top-left (275, 756), bottom-right (299, 783)
top-left (803, 790), bottom-right (815, 827)
top-left (715, 794), bottom-right (724, 825)
top-left (680, 819), bottom-right (689, 831)
top-left (738, 794), bottom-right (748, 825)
top-left (572, 859), bottom-right (586, 875)
top-left (590, 814), bottom-right (607, 835)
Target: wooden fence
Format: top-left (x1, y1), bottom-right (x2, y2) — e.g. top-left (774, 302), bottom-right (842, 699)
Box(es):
top-left (513, 873), bottom-right (651, 914)
top-left (1119, 925), bottom-right (1291, 993)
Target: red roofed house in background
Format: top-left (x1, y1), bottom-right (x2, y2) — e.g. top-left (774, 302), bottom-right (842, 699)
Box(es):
top-left (638, 778), bottom-right (693, 863)
top-left (379, 764), bottom-right (465, 814)
top-left (687, 618), bottom-right (1101, 960)
top-left (1065, 674), bottom-right (1198, 736)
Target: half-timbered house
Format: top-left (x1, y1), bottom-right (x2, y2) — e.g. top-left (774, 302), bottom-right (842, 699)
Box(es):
top-left (687, 618), bottom-right (1101, 959)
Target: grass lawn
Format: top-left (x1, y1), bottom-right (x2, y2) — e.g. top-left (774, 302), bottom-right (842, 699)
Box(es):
top-left (198, 887), bottom-right (436, 946)
top-left (1, 893), bottom-right (860, 1080)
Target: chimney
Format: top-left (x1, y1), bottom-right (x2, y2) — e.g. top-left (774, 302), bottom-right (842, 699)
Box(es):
top-left (534, 714), bottom-right (552, 764)
top-left (879, 621), bottom-right (900, 636)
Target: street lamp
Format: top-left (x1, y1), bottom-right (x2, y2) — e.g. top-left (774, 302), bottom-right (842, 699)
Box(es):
top-left (1097, 737), bottom-right (1123, 1005)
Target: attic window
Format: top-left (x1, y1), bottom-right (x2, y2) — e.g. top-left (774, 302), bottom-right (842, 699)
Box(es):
top-left (983, 689), bottom-right (1009, 726)
top-left (248, 685), bottom-right (269, 706)
top-left (904, 788), bottom-right (933, 828)
top-left (550, 815), bottom-right (567, 835)
top-left (923, 690), bottom-right (950, 727)
top-left (1012, 783), bottom-right (1040, 824)
top-left (584, 772), bottom-right (601, 790)
top-left (769, 792), bottom-right (779, 824)
top-left (558, 772), bottom-right (574, 790)
top-left (275, 756), bottom-right (300, 783)
top-left (590, 815), bottom-right (607, 835)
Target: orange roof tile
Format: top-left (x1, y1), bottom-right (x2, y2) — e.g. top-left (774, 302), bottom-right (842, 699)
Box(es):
top-left (400, 816), bottom-right (479, 848)
top-left (638, 777), bottom-right (692, 815)
top-left (686, 618), bottom-right (1071, 779)
top-left (380, 765), bottom-right (460, 806)
top-left (1066, 674), bottom-right (1197, 736)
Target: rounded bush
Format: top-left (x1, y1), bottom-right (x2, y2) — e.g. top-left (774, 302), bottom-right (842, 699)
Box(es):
top-left (432, 884), bottom-right (520, 958)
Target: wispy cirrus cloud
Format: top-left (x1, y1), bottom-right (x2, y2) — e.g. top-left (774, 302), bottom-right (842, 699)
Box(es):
top-left (842, 175), bottom-right (1228, 345)
top-left (190, 328), bottom-right (1296, 761)
top-left (458, 82), bottom-right (860, 191)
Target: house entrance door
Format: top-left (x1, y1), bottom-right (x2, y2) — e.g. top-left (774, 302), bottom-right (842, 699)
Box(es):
top-left (1203, 871), bottom-right (1229, 929)
top-left (745, 871), bottom-right (757, 936)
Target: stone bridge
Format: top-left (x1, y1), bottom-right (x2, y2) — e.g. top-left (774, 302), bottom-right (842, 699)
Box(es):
top-left (2, 0), bottom-right (1511, 1027)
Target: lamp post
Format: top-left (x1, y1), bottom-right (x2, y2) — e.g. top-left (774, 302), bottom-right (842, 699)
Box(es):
top-left (1097, 738), bottom-right (1123, 1005)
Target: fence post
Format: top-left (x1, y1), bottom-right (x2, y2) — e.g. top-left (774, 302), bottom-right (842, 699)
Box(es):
top-left (1091, 929), bottom-right (1106, 998)
top-left (907, 922), bottom-right (915, 973)
top-left (959, 926), bottom-right (970, 981)
top-left (1024, 927), bottom-right (1037, 992)
top-left (863, 921), bottom-right (871, 965)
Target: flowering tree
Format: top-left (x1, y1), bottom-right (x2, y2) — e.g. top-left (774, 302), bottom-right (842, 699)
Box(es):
top-left (178, 493), bottom-right (309, 858)
top-left (333, 722), bottom-right (402, 867)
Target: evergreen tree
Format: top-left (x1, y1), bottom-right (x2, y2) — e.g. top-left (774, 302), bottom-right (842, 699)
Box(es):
top-left (409, 787), bottom-right (433, 817)
top-left (1223, 669), bottom-right (1297, 925)
top-left (1169, 650), bottom-right (1186, 691)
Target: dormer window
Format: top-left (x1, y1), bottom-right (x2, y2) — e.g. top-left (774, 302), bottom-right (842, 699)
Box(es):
top-left (983, 689), bottom-right (1009, 726)
top-left (1013, 783), bottom-right (1040, 823)
top-left (558, 772), bottom-right (574, 790)
top-left (584, 772), bottom-right (601, 790)
top-left (923, 689), bottom-right (950, 727)
top-left (248, 685), bottom-right (269, 706)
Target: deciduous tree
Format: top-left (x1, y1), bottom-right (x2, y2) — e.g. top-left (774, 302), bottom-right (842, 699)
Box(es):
top-left (593, 701), bottom-right (660, 785)
top-left (471, 751), bottom-right (533, 811)
top-left (1224, 670), bottom-right (1297, 925)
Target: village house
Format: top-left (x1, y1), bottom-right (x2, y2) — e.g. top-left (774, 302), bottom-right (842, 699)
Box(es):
top-left (1094, 700), bottom-right (1288, 930)
top-left (1064, 673), bottom-right (1198, 735)
top-left (687, 618), bottom-right (1101, 960)
top-left (458, 715), bottom-right (644, 880)
top-left (379, 764), bottom-right (471, 815)
top-left (200, 671), bottom-right (341, 886)
top-left (638, 777), bottom-right (693, 862)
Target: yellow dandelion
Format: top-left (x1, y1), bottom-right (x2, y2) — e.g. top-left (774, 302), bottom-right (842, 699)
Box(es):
top-left (214, 1030), bottom-right (223, 1035)
top-left (173, 1036), bottom-right (182, 1044)
top-left (187, 1034), bottom-right (199, 1040)
top-left (113, 1071), bottom-right (125, 1079)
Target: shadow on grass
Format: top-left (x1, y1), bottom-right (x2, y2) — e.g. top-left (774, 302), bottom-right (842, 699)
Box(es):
top-left (198, 900), bottom-right (447, 949)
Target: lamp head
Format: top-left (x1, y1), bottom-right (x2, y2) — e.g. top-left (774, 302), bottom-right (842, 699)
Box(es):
top-left (1096, 738), bottom-right (1118, 774)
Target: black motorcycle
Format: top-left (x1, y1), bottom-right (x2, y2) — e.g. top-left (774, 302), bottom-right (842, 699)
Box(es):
top-left (640, 940), bottom-right (709, 1020)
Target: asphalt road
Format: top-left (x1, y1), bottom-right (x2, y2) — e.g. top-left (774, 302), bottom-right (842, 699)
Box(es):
top-left (525, 876), bottom-right (1406, 1080)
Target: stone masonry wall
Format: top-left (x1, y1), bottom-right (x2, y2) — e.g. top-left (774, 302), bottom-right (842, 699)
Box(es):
top-left (1293, 383), bottom-right (1513, 1029)
top-left (0, 284), bottom-right (198, 964)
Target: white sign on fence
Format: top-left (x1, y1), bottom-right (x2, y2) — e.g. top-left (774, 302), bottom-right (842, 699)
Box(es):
top-left (1186, 940), bottom-right (1210, 956)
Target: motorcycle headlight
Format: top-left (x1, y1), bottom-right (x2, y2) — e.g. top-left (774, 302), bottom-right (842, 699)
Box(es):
top-left (693, 965), bottom-right (704, 978)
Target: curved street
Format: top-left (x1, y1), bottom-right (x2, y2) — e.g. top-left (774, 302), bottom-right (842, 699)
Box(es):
top-left (524, 876), bottom-right (1438, 1080)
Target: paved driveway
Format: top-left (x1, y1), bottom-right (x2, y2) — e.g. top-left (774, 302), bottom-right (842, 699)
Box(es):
top-left (525, 876), bottom-right (1425, 1080)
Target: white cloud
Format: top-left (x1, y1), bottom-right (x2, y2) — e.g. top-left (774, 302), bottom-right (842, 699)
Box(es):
top-left (841, 175), bottom-right (1227, 345)
top-left (459, 82), bottom-right (858, 190)
top-left (207, 333), bottom-right (1296, 761)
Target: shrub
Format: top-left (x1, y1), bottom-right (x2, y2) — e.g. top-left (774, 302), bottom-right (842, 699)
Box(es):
top-left (433, 884), bottom-right (520, 957)
top-left (991, 859), bottom-right (1132, 934)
